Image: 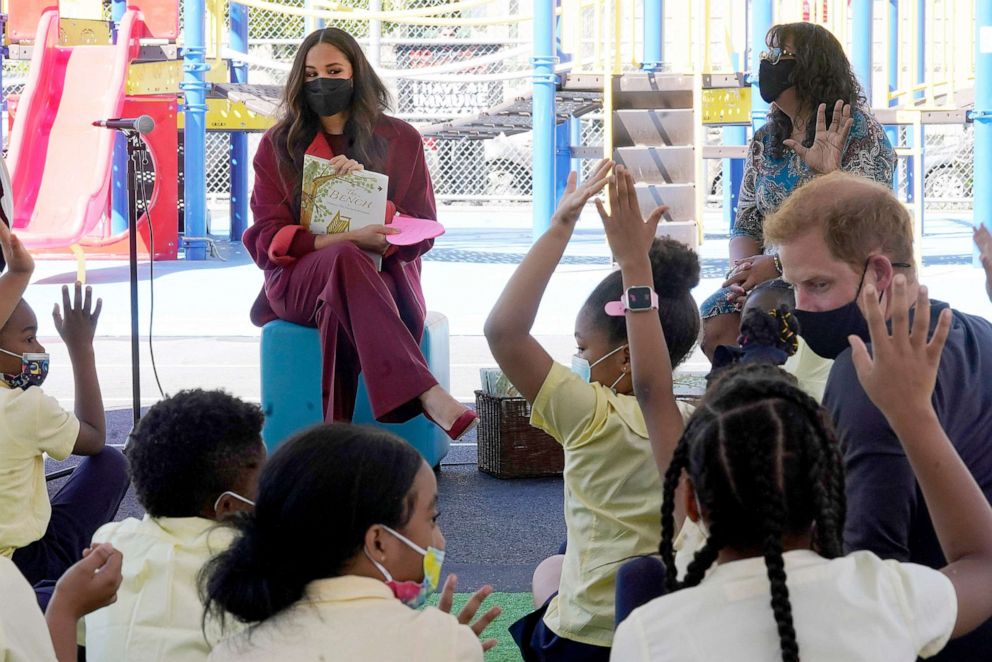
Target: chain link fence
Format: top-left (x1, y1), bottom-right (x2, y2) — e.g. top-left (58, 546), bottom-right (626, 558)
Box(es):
top-left (0, 1), bottom-right (977, 218)
top-left (234, 0), bottom-right (538, 205)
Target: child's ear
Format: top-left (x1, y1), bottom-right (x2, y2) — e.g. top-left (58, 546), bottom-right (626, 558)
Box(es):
top-left (364, 525), bottom-right (387, 560)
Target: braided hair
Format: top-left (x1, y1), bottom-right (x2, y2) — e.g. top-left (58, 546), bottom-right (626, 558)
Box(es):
top-left (659, 364), bottom-right (846, 662)
top-left (738, 304), bottom-right (801, 357)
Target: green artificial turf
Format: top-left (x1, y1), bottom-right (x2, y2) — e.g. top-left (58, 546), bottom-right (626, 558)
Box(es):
top-left (427, 591), bottom-right (535, 662)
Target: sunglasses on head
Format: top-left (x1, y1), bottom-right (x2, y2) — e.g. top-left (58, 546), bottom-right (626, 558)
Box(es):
top-left (760, 47), bottom-right (797, 65)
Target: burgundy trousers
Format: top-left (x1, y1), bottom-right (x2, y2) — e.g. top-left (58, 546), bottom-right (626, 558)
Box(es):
top-left (267, 242), bottom-right (438, 423)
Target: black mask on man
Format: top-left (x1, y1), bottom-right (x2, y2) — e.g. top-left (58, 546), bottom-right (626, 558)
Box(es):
top-left (793, 261), bottom-right (874, 360)
top-left (758, 59), bottom-right (797, 104)
top-left (304, 78), bottom-right (353, 117)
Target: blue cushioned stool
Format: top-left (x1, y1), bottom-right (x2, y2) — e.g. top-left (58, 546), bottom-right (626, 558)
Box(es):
top-left (259, 312), bottom-right (451, 467)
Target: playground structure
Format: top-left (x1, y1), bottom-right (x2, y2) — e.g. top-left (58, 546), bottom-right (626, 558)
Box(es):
top-left (0, 0), bottom-right (986, 260)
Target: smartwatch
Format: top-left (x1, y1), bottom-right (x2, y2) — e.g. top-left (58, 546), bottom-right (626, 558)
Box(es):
top-left (604, 286), bottom-right (659, 316)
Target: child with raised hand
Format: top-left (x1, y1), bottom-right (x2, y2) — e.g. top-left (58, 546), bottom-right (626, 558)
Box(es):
top-left (0, 275), bottom-right (129, 609)
top-left (485, 162), bottom-right (701, 659)
top-left (201, 423), bottom-right (500, 661)
top-left (1, 541), bottom-right (122, 662)
top-left (82, 389), bottom-right (266, 662)
top-left (612, 276), bottom-right (992, 661)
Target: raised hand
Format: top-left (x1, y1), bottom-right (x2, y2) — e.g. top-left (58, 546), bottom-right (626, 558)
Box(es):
top-left (783, 100), bottom-right (854, 174)
top-left (974, 224), bottom-right (992, 303)
top-left (551, 159), bottom-right (613, 228)
top-left (594, 165), bottom-right (667, 267)
top-left (437, 574), bottom-right (501, 652)
top-left (53, 282), bottom-right (102, 354)
top-left (849, 276), bottom-right (951, 421)
top-left (0, 219), bottom-right (34, 276)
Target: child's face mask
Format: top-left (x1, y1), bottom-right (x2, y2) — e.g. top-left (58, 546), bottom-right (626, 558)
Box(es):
top-left (571, 344), bottom-right (627, 390)
top-left (365, 525), bottom-right (445, 609)
top-left (0, 348), bottom-right (49, 389)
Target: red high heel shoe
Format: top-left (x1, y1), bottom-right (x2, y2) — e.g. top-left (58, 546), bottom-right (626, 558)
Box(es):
top-left (425, 408), bottom-right (479, 442)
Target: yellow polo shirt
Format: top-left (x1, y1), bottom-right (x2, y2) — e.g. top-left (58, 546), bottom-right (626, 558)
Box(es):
top-left (82, 516), bottom-right (237, 661)
top-left (783, 338), bottom-right (833, 403)
top-left (0, 383), bottom-right (79, 557)
top-left (530, 362), bottom-right (694, 647)
top-left (209, 575), bottom-right (483, 661)
top-left (0, 555), bottom-right (58, 661)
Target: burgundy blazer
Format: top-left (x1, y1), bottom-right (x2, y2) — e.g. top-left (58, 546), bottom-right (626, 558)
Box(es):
top-left (244, 114), bottom-right (437, 338)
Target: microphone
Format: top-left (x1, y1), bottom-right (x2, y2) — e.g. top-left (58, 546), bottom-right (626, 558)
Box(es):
top-left (92, 115), bottom-right (156, 135)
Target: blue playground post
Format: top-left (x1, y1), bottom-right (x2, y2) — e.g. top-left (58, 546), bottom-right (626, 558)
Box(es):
top-left (750, 0), bottom-right (773, 132)
top-left (532, 0), bottom-right (557, 241)
top-left (905, 0), bottom-right (925, 216)
top-left (181, 0), bottom-right (209, 260)
top-left (569, 115), bottom-right (582, 179)
top-left (851, 0), bottom-right (872, 101)
top-left (885, 0), bottom-right (899, 190)
top-left (110, 0), bottom-right (129, 234)
top-left (229, 3), bottom-right (250, 241)
top-left (723, 52), bottom-right (745, 230)
top-left (974, 0), bottom-right (992, 264)
top-left (554, 118), bottom-right (571, 205)
top-left (642, 0), bottom-right (663, 72)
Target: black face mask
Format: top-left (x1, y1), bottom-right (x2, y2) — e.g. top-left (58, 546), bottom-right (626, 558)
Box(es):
top-left (758, 59), bottom-right (797, 104)
top-left (794, 258), bottom-right (908, 360)
top-left (304, 78), bottom-right (354, 117)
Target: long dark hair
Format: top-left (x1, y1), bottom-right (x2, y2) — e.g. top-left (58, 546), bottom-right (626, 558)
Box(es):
top-left (270, 28), bottom-right (391, 203)
top-left (200, 424), bottom-right (423, 626)
top-left (765, 22), bottom-right (864, 159)
top-left (659, 364), bottom-right (846, 662)
top-left (582, 238), bottom-right (701, 367)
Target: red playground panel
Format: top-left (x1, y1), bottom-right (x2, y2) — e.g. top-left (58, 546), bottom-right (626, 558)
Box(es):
top-left (7, 0), bottom-right (53, 43)
top-left (128, 0), bottom-right (179, 40)
top-left (7, 1), bottom-right (179, 42)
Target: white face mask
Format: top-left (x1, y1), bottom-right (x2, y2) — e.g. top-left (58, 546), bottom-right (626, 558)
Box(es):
top-left (213, 490), bottom-right (255, 514)
top-left (570, 344), bottom-right (628, 390)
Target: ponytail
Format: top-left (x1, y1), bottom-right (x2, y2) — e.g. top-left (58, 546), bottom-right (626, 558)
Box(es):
top-left (200, 424), bottom-right (424, 627)
top-left (201, 515), bottom-right (310, 627)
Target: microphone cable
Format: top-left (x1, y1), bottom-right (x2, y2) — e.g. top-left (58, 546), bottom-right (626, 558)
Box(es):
top-left (134, 137), bottom-right (167, 401)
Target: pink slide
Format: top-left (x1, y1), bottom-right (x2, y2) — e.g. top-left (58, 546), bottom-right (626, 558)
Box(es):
top-left (7, 9), bottom-right (142, 248)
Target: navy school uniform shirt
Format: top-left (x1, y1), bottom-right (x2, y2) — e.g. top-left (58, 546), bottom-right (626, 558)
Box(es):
top-left (824, 300), bottom-right (992, 661)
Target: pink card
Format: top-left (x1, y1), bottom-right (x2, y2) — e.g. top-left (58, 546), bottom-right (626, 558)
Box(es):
top-left (386, 214), bottom-right (445, 246)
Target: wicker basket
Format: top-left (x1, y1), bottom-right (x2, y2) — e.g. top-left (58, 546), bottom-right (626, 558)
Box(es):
top-left (475, 391), bottom-right (564, 479)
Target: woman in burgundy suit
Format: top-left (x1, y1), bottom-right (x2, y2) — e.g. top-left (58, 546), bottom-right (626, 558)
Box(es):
top-left (244, 28), bottom-right (477, 439)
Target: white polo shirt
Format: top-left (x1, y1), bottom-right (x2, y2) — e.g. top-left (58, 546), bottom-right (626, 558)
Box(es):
top-left (612, 549), bottom-right (956, 661)
top-left (209, 575), bottom-right (483, 661)
top-left (0, 555), bottom-right (57, 661)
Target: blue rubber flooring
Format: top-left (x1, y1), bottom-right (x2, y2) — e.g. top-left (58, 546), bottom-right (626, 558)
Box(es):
top-left (45, 407), bottom-right (565, 593)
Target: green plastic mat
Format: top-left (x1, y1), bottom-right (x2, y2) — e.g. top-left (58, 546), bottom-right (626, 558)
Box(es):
top-left (427, 591), bottom-right (535, 662)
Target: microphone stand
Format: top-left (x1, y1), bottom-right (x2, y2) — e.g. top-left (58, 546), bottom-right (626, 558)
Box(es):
top-left (123, 130), bottom-right (147, 432)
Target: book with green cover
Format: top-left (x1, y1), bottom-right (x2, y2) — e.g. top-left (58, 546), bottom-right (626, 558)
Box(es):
top-left (301, 153), bottom-right (389, 269)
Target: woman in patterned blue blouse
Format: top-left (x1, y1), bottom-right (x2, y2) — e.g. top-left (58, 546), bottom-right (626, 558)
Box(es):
top-left (700, 22), bottom-right (896, 360)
